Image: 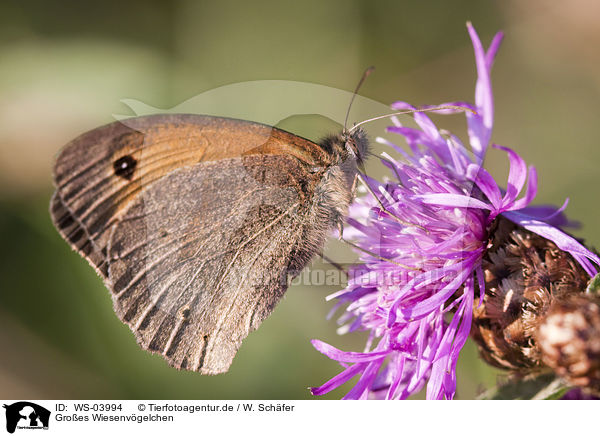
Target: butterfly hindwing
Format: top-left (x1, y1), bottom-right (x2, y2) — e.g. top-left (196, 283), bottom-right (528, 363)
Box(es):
top-left (108, 156), bottom-right (314, 373)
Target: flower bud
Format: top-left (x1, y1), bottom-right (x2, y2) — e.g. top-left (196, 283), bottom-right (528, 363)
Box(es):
top-left (537, 294), bottom-right (600, 393)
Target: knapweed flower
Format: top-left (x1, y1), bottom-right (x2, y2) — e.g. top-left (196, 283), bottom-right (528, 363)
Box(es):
top-left (310, 23), bottom-right (600, 400)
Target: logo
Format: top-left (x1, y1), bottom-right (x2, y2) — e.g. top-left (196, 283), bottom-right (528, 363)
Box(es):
top-left (3, 402), bottom-right (50, 433)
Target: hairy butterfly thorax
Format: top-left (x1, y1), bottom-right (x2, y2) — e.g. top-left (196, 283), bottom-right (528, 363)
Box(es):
top-left (292, 128), bottom-right (369, 272)
top-left (312, 128), bottom-right (369, 219)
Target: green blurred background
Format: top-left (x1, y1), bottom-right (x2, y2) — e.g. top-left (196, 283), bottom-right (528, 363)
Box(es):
top-left (1, 0), bottom-right (599, 399)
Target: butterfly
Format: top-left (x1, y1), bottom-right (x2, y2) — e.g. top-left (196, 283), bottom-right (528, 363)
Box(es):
top-left (50, 113), bottom-right (368, 374)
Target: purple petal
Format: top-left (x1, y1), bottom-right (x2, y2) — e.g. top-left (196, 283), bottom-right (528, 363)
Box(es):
top-left (385, 354), bottom-right (407, 400)
top-left (466, 164), bottom-right (502, 210)
top-left (520, 203), bottom-right (580, 228)
top-left (493, 144), bottom-right (527, 205)
top-left (342, 358), bottom-right (385, 400)
top-left (532, 198), bottom-right (570, 222)
top-left (310, 363), bottom-right (366, 396)
top-left (503, 210), bottom-right (600, 275)
top-left (390, 102), bottom-right (442, 142)
top-left (311, 340), bottom-right (390, 363)
top-left (416, 193), bottom-right (491, 210)
top-left (386, 126), bottom-right (442, 156)
top-left (387, 122), bottom-right (451, 163)
top-left (387, 266), bottom-right (453, 327)
top-left (400, 259), bottom-right (476, 320)
top-left (432, 293), bottom-right (468, 363)
top-left (484, 32), bottom-right (504, 69)
top-left (425, 284), bottom-right (474, 400)
top-left (509, 166), bottom-right (538, 210)
top-left (466, 22), bottom-right (494, 159)
top-left (426, 357), bottom-right (449, 400)
top-left (450, 285), bottom-right (474, 364)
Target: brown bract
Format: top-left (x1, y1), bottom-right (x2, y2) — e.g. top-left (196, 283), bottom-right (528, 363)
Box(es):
top-left (471, 216), bottom-right (592, 380)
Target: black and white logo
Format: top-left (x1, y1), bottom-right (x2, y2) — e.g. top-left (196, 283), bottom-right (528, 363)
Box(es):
top-left (3, 402), bottom-right (50, 433)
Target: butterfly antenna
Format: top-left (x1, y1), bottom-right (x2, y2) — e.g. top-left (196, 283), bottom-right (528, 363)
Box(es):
top-left (344, 66), bottom-right (375, 131)
top-left (349, 105), bottom-right (476, 133)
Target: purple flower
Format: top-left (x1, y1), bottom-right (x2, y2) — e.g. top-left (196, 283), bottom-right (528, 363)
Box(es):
top-left (311, 23), bottom-right (600, 400)
top-left (561, 389), bottom-right (600, 400)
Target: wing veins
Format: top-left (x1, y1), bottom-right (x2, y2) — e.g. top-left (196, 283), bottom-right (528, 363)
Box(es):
top-left (201, 202), bottom-right (300, 362)
top-left (64, 145), bottom-right (206, 204)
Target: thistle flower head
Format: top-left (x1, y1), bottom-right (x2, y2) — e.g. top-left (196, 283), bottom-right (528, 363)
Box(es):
top-left (311, 23), bottom-right (600, 400)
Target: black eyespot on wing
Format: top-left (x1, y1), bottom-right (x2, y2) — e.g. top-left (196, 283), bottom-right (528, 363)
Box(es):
top-left (114, 155), bottom-right (137, 180)
top-left (178, 306), bottom-right (191, 320)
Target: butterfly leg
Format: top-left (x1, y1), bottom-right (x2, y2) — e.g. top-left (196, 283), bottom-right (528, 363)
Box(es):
top-left (320, 253), bottom-right (347, 275)
top-left (337, 220), bottom-right (344, 240)
top-left (351, 173), bottom-right (359, 196)
top-left (356, 174), bottom-right (427, 232)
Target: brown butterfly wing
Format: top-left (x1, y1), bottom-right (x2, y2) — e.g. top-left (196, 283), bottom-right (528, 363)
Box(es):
top-left (108, 157), bottom-right (311, 373)
top-left (51, 115), bottom-right (330, 373)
